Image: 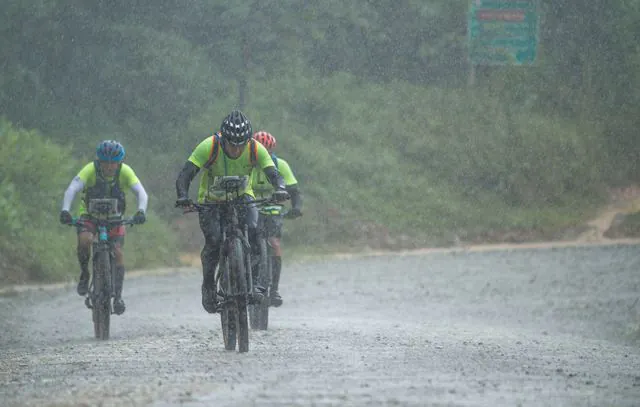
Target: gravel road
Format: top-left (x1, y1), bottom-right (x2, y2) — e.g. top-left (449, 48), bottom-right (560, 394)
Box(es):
top-left (1, 244), bottom-right (640, 406)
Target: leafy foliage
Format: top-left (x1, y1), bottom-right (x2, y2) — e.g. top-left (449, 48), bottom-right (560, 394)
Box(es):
top-left (242, 74), bottom-right (606, 247)
top-left (0, 1), bottom-right (638, 265)
top-left (0, 119), bottom-right (178, 282)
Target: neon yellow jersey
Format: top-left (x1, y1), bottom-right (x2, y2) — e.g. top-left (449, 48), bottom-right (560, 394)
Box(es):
top-left (252, 156), bottom-right (298, 199)
top-left (188, 137), bottom-right (275, 202)
top-left (76, 162), bottom-right (140, 215)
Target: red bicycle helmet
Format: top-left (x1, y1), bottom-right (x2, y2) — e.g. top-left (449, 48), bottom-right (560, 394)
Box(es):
top-left (253, 131), bottom-right (277, 152)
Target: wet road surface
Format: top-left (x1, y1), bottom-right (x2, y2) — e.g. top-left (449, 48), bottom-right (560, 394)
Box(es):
top-left (1, 244), bottom-right (640, 406)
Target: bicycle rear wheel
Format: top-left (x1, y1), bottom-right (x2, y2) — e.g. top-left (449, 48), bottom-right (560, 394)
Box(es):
top-left (92, 250), bottom-right (111, 340)
top-left (249, 237), bottom-right (270, 330)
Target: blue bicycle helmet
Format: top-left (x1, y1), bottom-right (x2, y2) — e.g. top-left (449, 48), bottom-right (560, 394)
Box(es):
top-left (96, 140), bottom-right (125, 162)
top-left (220, 110), bottom-right (252, 146)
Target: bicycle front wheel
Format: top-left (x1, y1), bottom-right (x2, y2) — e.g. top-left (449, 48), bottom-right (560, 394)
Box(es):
top-left (92, 250), bottom-right (111, 340)
top-left (219, 255), bottom-right (236, 351)
top-left (229, 237), bottom-right (249, 353)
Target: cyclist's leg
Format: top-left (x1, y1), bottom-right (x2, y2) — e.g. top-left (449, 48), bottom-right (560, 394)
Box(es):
top-left (110, 226), bottom-right (126, 315)
top-left (267, 215), bottom-right (284, 306)
top-left (76, 217), bottom-right (95, 296)
top-left (240, 196), bottom-right (263, 294)
top-left (242, 196), bottom-right (259, 257)
top-left (199, 207), bottom-right (222, 313)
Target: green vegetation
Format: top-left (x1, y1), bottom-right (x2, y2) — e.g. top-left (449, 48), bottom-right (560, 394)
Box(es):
top-left (0, 120), bottom-right (178, 283)
top-left (245, 75), bottom-right (609, 249)
top-left (1, 1), bottom-right (639, 281)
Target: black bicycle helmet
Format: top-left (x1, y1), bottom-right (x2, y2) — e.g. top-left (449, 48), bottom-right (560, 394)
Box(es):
top-left (220, 110), bottom-right (252, 146)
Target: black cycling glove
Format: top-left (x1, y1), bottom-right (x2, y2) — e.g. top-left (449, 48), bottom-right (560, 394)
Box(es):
top-left (59, 210), bottom-right (72, 225)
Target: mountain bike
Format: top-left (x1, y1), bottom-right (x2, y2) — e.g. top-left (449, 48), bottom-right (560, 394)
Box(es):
top-left (184, 176), bottom-right (277, 353)
top-left (249, 204), bottom-right (289, 331)
top-left (69, 198), bottom-right (135, 340)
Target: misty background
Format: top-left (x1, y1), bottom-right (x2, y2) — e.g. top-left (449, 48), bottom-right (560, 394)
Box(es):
top-left (1, 0), bottom-right (639, 282)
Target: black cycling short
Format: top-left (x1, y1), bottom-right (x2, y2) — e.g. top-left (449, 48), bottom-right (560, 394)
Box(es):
top-left (259, 213), bottom-right (283, 238)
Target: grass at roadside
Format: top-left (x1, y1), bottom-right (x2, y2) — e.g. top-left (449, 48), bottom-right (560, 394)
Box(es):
top-left (0, 120), bottom-right (180, 284)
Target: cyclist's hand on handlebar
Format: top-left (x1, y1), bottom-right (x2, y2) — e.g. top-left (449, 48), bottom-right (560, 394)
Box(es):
top-left (285, 208), bottom-right (303, 219)
top-left (175, 197), bottom-right (193, 208)
top-left (59, 210), bottom-right (72, 225)
top-left (133, 210), bottom-right (146, 225)
top-left (271, 189), bottom-right (289, 203)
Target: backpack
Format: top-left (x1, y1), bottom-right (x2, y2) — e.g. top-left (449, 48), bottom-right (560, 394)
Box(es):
top-left (203, 133), bottom-right (258, 169)
top-left (85, 161), bottom-right (126, 214)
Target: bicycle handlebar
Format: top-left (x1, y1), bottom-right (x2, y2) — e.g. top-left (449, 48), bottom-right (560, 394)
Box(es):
top-left (180, 195), bottom-right (287, 212)
top-left (67, 216), bottom-right (137, 227)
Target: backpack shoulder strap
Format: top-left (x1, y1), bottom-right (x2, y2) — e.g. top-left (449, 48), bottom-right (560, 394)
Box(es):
top-left (249, 139), bottom-right (258, 167)
top-left (114, 163), bottom-right (122, 187)
top-left (271, 153), bottom-right (279, 169)
top-left (203, 133), bottom-right (221, 169)
top-left (93, 160), bottom-right (101, 178)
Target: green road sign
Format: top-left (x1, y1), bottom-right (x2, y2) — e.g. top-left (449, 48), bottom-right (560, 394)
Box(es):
top-left (468, 0), bottom-right (539, 65)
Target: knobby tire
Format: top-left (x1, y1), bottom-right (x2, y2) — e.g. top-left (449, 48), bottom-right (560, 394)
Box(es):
top-left (230, 237), bottom-right (249, 352)
top-left (250, 237), bottom-right (270, 330)
top-left (92, 250), bottom-right (111, 340)
top-left (220, 255), bottom-right (237, 351)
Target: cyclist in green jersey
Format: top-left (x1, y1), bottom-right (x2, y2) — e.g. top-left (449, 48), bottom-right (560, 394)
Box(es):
top-left (252, 131), bottom-right (303, 307)
top-left (175, 110), bottom-right (289, 313)
top-left (59, 140), bottom-right (148, 315)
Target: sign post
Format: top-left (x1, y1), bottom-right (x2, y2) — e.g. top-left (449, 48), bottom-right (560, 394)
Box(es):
top-left (468, 0), bottom-right (539, 83)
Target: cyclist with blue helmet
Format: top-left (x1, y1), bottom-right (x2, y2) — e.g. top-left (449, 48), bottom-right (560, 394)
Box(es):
top-left (59, 140), bottom-right (148, 315)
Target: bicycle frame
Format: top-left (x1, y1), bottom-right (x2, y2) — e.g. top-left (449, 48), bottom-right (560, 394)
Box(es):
top-left (70, 213), bottom-right (133, 340)
top-left (185, 175), bottom-right (278, 352)
top-left (219, 202), bottom-right (253, 297)
top-left (219, 197), bottom-right (280, 302)
top-left (249, 204), bottom-right (289, 330)
top-left (191, 196), bottom-right (257, 304)
top-left (189, 192), bottom-right (276, 305)
top-left (90, 221), bottom-right (118, 308)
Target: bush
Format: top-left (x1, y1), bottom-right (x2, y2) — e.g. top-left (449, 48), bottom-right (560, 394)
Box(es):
top-left (238, 73), bottom-right (608, 247)
top-left (0, 119), bottom-right (179, 283)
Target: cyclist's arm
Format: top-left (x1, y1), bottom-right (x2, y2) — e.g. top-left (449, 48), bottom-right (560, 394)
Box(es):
top-left (256, 143), bottom-right (285, 191)
top-left (279, 159), bottom-right (302, 209)
top-left (263, 166), bottom-right (286, 191)
top-left (130, 182), bottom-right (149, 213)
top-left (176, 138), bottom-right (210, 199)
top-left (119, 165), bottom-right (149, 213)
top-left (176, 161), bottom-right (200, 199)
top-left (286, 184), bottom-right (303, 211)
top-left (62, 163), bottom-right (95, 211)
top-left (61, 176), bottom-right (84, 211)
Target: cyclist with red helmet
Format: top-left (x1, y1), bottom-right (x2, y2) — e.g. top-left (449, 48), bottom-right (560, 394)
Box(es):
top-left (174, 110), bottom-right (289, 313)
top-left (59, 140), bottom-right (148, 315)
top-left (252, 130), bottom-right (303, 307)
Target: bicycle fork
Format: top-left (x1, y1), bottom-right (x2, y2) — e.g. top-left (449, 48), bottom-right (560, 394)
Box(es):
top-left (214, 227), bottom-right (261, 310)
top-left (85, 230), bottom-right (115, 313)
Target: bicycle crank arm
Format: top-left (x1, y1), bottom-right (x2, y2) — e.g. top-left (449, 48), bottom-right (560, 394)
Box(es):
top-left (248, 292), bottom-right (266, 305)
